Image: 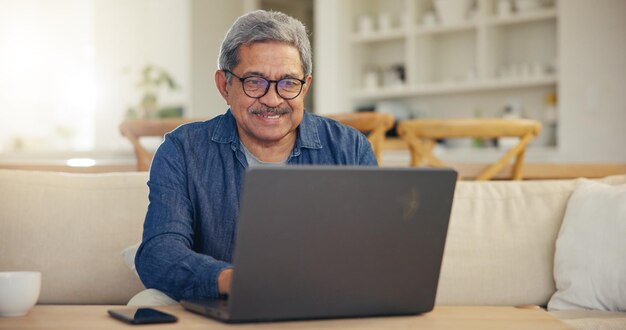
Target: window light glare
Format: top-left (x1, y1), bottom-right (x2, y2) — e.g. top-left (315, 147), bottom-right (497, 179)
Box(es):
top-left (66, 158), bottom-right (96, 167)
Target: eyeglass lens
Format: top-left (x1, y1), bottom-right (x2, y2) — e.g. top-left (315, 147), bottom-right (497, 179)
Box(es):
top-left (242, 77), bottom-right (303, 99)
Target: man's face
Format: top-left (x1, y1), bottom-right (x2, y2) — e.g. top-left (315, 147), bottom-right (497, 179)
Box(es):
top-left (216, 41), bottom-right (312, 147)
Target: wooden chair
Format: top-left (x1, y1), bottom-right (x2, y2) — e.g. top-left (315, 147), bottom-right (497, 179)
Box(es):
top-left (119, 118), bottom-right (203, 171)
top-left (326, 112), bottom-right (395, 163)
top-left (397, 118), bottom-right (542, 180)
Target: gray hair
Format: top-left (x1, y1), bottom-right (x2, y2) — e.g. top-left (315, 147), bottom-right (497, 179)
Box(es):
top-left (218, 10), bottom-right (312, 76)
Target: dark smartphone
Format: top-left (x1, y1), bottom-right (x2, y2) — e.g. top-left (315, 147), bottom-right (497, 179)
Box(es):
top-left (108, 307), bottom-right (178, 324)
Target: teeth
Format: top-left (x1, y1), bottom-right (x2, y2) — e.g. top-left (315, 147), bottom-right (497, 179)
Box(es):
top-left (258, 114), bottom-right (280, 119)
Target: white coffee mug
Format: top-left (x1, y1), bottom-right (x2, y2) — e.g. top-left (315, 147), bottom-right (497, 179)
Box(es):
top-left (0, 272), bottom-right (41, 317)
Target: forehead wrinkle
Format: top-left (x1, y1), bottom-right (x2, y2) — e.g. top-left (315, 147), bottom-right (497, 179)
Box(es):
top-left (235, 42), bottom-right (305, 84)
top-left (240, 70), bottom-right (302, 80)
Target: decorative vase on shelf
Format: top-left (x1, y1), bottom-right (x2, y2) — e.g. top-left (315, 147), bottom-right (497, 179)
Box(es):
top-left (434, 0), bottom-right (472, 26)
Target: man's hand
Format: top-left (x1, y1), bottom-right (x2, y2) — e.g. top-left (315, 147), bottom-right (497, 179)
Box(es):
top-left (217, 268), bottom-right (233, 295)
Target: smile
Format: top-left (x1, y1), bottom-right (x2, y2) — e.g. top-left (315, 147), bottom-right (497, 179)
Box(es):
top-left (249, 107), bottom-right (292, 120)
top-left (256, 113), bottom-right (281, 119)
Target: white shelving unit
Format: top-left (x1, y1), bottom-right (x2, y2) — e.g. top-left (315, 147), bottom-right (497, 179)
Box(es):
top-left (352, 75), bottom-right (558, 100)
top-left (345, 0), bottom-right (559, 160)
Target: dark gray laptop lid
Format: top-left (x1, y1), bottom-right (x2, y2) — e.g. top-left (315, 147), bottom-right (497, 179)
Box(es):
top-left (226, 166), bottom-right (457, 322)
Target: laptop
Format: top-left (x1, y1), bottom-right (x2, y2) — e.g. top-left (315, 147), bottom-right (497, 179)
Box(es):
top-left (181, 166), bottom-right (457, 323)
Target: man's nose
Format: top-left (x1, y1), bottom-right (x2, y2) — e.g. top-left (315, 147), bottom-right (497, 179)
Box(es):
top-left (259, 83), bottom-right (283, 107)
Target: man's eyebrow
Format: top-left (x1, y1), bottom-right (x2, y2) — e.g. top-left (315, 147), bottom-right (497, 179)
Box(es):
top-left (240, 71), bottom-right (303, 79)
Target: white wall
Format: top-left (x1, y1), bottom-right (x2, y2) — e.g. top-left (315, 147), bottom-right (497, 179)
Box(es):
top-left (0, 0), bottom-right (193, 154)
top-left (190, 0), bottom-right (243, 119)
top-left (558, 0), bottom-right (626, 162)
top-left (314, 0), bottom-right (350, 115)
top-left (94, 0), bottom-right (191, 151)
top-left (0, 0), bottom-right (96, 152)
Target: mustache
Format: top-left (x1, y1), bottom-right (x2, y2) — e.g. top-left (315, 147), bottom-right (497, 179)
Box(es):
top-left (249, 107), bottom-right (292, 116)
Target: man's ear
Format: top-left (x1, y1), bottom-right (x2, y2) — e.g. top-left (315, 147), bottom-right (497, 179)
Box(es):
top-left (301, 74), bottom-right (313, 98)
top-left (215, 70), bottom-right (230, 103)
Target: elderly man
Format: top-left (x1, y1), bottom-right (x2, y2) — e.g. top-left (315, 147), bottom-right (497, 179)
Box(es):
top-left (133, 10), bottom-right (376, 305)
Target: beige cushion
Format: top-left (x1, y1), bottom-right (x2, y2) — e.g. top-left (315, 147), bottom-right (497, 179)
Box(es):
top-left (436, 175), bottom-right (626, 306)
top-left (0, 170), bottom-right (149, 304)
top-left (437, 178), bottom-right (578, 306)
top-left (548, 179), bottom-right (626, 312)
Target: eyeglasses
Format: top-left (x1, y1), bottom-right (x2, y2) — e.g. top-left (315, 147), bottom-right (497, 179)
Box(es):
top-left (223, 69), bottom-right (306, 100)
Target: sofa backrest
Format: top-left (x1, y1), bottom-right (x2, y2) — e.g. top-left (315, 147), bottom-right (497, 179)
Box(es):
top-left (2, 169), bottom-right (625, 306)
top-left (0, 170), bottom-right (149, 304)
top-left (436, 174), bottom-right (626, 306)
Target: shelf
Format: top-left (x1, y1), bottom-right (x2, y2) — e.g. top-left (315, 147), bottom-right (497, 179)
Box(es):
top-left (344, 0), bottom-right (559, 148)
top-left (351, 22), bottom-right (479, 43)
top-left (487, 8), bottom-right (557, 27)
top-left (350, 29), bottom-right (406, 43)
top-left (412, 21), bottom-right (478, 36)
top-left (351, 75), bottom-right (558, 101)
top-left (348, 8), bottom-right (556, 44)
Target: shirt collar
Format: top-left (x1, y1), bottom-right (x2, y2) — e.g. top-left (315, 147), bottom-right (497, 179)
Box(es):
top-left (211, 109), bottom-right (239, 144)
top-left (211, 109), bottom-right (322, 151)
top-left (296, 110), bottom-right (322, 150)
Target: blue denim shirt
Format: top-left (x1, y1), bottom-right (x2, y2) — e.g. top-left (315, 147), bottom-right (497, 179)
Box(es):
top-left (135, 110), bottom-right (377, 301)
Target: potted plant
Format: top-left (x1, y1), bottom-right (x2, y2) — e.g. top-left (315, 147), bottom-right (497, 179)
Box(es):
top-left (125, 65), bottom-right (184, 119)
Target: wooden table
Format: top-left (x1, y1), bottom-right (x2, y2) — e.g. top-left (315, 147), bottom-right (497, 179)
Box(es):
top-left (0, 305), bottom-right (571, 329)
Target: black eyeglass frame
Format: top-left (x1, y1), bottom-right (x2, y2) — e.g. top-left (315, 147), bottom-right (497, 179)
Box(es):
top-left (222, 69), bottom-right (307, 100)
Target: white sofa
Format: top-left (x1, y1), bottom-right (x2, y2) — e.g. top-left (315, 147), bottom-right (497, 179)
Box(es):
top-left (1, 169), bottom-right (625, 329)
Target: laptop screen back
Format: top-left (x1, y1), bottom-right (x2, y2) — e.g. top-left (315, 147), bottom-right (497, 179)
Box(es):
top-left (226, 166), bottom-right (457, 322)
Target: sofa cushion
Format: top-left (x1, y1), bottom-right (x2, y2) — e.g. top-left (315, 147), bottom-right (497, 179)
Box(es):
top-left (436, 178), bottom-right (578, 306)
top-left (436, 175), bottom-right (626, 307)
top-left (0, 170), bottom-right (149, 304)
top-left (548, 179), bottom-right (626, 312)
